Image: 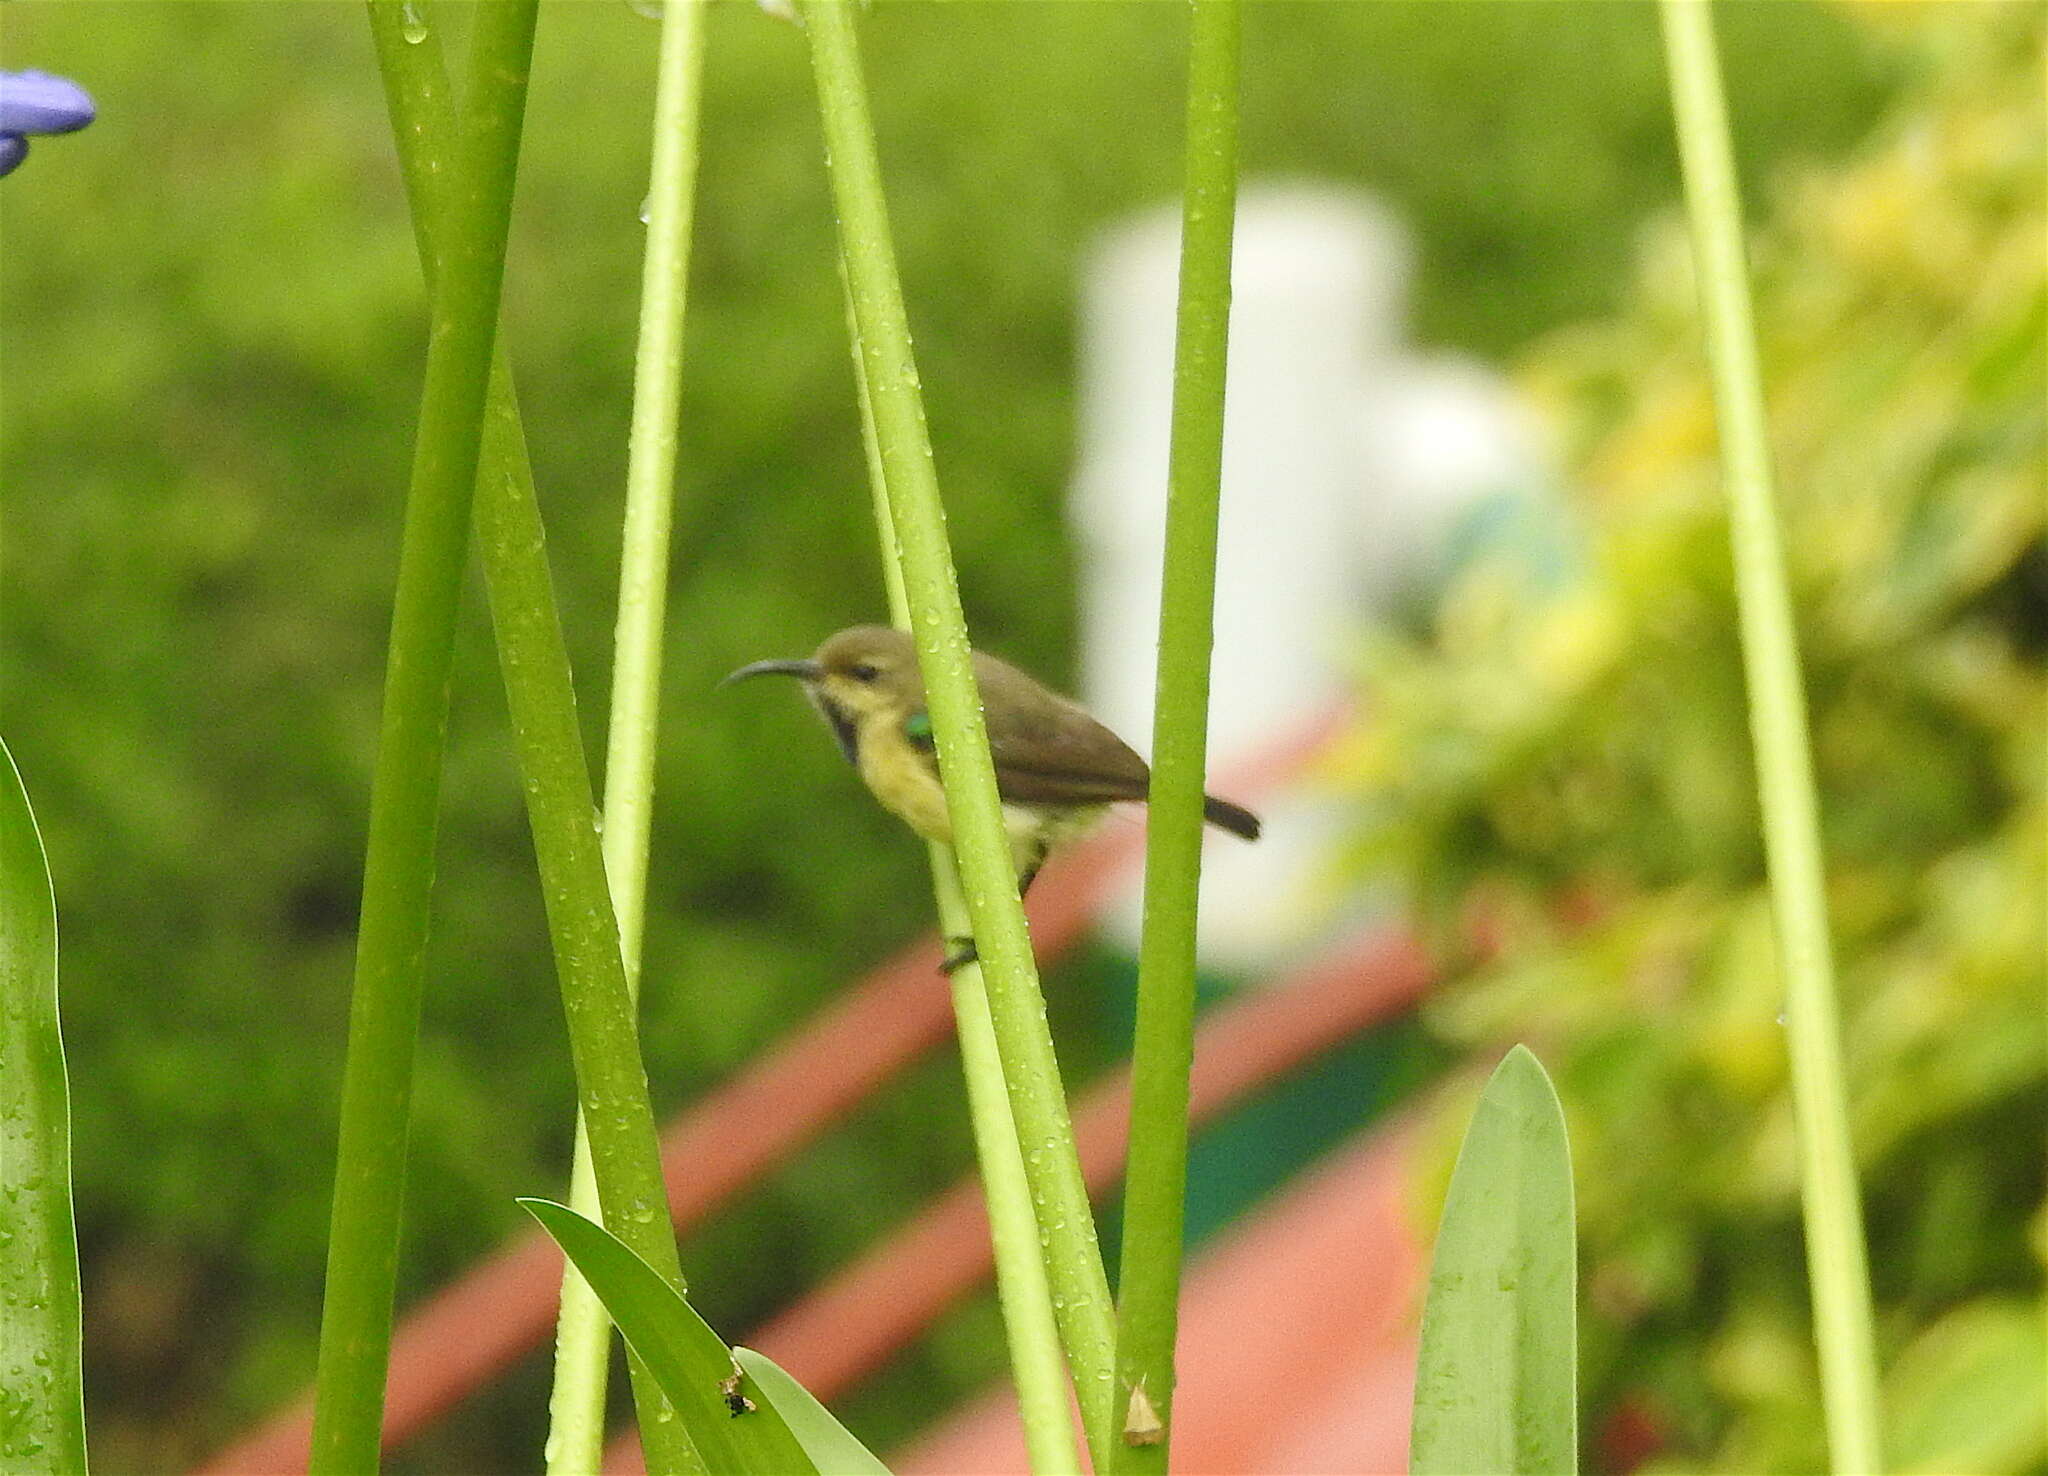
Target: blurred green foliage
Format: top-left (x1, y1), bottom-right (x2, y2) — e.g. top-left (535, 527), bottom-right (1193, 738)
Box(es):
top-left (0, 1), bottom-right (1896, 1469)
top-left (1341, 6), bottom-right (2045, 1471)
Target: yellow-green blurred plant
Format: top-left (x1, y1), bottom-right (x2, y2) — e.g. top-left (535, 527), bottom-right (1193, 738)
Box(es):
top-left (1337, 7), bottom-right (2044, 1471)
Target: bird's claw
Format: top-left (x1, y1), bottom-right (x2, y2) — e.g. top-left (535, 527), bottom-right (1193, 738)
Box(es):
top-left (940, 937), bottom-right (979, 975)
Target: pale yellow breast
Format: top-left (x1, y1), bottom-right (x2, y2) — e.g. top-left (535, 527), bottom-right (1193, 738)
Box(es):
top-left (858, 728), bottom-right (955, 844)
top-left (855, 721), bottom-right (1105, 873)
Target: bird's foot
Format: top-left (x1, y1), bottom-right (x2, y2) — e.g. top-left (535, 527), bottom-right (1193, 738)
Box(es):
top-left (940, 936), bottom-right (979, 975)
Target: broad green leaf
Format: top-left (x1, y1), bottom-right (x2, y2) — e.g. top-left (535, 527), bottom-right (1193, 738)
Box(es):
top-left (519, 1199), bottom-right (814, 1476)
top-left (1884, 1299), bottom-right (2047, 1475)
top-left (732, 1347), bottom-right (891, 1476)
top-left (1410, 1045), bottom-right (1577, 1476)
top-left (0, 739), bottom-right (86, 1476)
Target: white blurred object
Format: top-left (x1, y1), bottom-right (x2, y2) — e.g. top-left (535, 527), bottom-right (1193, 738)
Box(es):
top-left (1070, 182), bottom-right (1542, 972)
top-left (1351, 356), bottom-right (1548, 606)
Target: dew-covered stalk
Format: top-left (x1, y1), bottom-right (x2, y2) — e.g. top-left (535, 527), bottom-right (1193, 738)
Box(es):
top-left (1112, 2), bottom-right (1241, 1468)
top-left (801, 1), bottom-right (1117, 1462)
top-left (348, 5), bottom-right (698, 1471)
top-left (1658, 3), bottom-right (1882, 1471)
top-left (546, 0), bottom-right (707, 1468)
top-left (848, 274), bottom-right (1082, 1475)
top-left (310, 6), bottom-right (540, 1469)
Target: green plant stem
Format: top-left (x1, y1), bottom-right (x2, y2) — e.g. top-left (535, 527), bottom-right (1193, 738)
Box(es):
top-left (548, 1), bottom-right (707, 1468)
top-left (1112, 3), bottom-right (1240, 1468)
top-left (359, 6), bottom-right (696, 1472)
top-left (310, 6), bottom-right (539, 1469)
top-left (0, 740), bottom-right (86, 1476)
top-left (1658, 3), bottom-right (1882, 1472)
top-left (931, 855), bottom-right (1086, 1476)
top-left (848, 278), bottom-right (1081, 1475)
top-left (802, 1), bottom-right (1117, 1462)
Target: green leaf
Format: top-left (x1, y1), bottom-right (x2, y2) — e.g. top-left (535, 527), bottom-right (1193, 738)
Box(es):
top-left (1410, 1045), bottom-right (1577, 1476)
top-left (519, 1199), bottom-right (814, 1476)
top-left (732, 1348), bottom-right (891, 1476)
top-left (1884, 1299), bottom-right (2047, 1475)
top-left (0, 738), bottom-right (87, 1476)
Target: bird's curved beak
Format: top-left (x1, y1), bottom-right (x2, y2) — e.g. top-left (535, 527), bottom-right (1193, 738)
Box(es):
top-left (718, 658), bottom-right (823, 690)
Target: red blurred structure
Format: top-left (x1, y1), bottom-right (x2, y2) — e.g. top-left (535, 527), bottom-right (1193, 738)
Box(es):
top-left (202, 709), bottom-right (1441, 1476)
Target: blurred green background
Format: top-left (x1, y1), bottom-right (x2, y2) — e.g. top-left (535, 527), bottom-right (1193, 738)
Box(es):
top-left (2, 2), bottom-right (2038, 1473)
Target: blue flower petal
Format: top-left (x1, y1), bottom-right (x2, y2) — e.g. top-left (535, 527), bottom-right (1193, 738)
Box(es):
top-left (0, 70), bottom-right (96, 136)
top-left (0, 135), bottom-right (27, 178)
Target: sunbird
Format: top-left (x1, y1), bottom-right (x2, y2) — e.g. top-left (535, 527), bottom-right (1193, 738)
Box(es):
top-left (724, 625), bottom-right (1260, 964)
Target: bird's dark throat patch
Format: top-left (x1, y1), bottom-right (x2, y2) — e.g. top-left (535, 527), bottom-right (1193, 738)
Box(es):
top-left (809, 691), bottom-right (861, 765)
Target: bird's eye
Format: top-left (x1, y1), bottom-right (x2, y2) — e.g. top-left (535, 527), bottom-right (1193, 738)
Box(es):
top-left (848, 662), bottom-right (881, 683)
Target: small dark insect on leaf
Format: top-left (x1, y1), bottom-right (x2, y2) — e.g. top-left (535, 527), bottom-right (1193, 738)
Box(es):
top-left (720, 1367), bottom-right (756, 1417)
top-left (1123, 1379), bottom-right (1164, 1446)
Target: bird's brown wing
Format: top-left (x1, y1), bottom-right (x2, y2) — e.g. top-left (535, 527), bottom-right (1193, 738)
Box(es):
top-left (974, 649), bottom-right (1152, 808)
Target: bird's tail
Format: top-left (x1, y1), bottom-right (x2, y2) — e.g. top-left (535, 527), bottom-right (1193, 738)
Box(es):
top-left (1202, 794), bottom-right (1261, 841)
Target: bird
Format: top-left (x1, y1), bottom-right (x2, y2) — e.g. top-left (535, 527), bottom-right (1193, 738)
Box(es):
top-left (723, 625), bottom-right (1260, 967)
